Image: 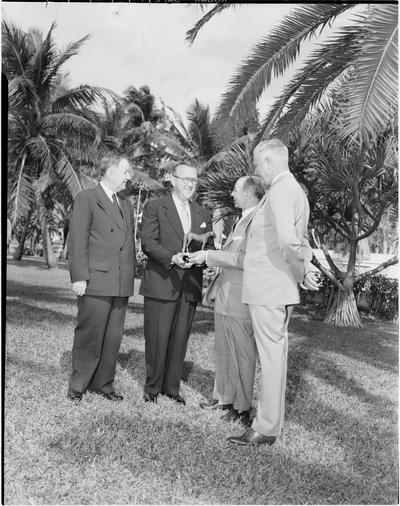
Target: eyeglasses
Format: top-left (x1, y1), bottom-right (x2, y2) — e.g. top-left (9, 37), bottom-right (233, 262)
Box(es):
top-left (173, 175), bottom-right (198, 185)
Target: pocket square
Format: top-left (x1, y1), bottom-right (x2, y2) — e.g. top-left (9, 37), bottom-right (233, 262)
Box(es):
top-left (200, 222), bottom-right (207, 228)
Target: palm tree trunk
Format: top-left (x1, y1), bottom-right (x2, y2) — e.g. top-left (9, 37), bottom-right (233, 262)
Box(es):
top-left (324, 285), bottom-right (362, 327)
top-left (40, 207), bottom-right (57, 269)
top-left (135, 187), bottom-right (142, 248)
top-left (13, 208), bottom-right (33, 260)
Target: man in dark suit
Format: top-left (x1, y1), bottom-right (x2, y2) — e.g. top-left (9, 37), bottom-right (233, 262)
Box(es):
top-left (67, 154), bottom-right (135, 402)
top-left (139, 163), bottom-right (214, 405)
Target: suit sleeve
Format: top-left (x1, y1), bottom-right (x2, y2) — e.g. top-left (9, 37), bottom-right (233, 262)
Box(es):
top-left (206, 247), bottom-right (244, 270)
top-left (141, 200), bottom-right (174, 270)
top-left (67, 191), bottom-right (92, 283)
top-left (269, 185), bottom-right (308, 282)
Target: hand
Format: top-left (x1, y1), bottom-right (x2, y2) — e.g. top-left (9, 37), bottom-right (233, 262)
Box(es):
top-left (72, 280), bottom-right (87, 296)
top-left (188, 250), bottom-right (207, 266)
top-left (171, 252), bottom-right (194, 269)
top-left (300, 271), bottom-right (319, 291)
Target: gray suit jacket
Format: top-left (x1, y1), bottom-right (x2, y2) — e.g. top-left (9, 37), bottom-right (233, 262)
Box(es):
top-left (243, 172), bottom-right (312, 306)
top-left (67, 184), bottom-right (136, 297)
top-left (206, 210), bottom-right (256, 318)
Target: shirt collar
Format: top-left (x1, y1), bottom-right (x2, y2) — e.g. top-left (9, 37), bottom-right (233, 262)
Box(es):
top-left (241, 205), bottom-right (257, 219)
top-left (270, 170), bottom-right (291, 187)
top-left (100, 181), bottom-right (116, 202)
top-left (172, 192), bottom-right (189, 208)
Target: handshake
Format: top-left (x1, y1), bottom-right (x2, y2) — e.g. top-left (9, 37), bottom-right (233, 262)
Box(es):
top-left (171, 231), bottom-right (214, 269)
top-left (171, 250), bottom-right (208, 269)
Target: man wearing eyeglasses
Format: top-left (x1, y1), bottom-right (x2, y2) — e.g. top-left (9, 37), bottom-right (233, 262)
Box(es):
top-left (139, 163), bottom-right (214, 405)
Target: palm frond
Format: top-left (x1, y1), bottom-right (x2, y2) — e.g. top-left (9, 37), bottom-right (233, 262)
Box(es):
top-left (186, 3), bottom-right (236, 45)
top-left (130, 169), bottom-right (164, 191)
top-left (52, 85), bottom-right (107, 112)
top-left (147, 131), bottom-right (195, 161)
top-left (1, 20), bottom-right (33, 79)
top-left (9, 155), bottom-right (35, 223)
top-left (8, 75), bottom-right (39, 110)
top-left (25, 136), bottom-right (53, 174)
top-left (258, 29), bottom-right (360, 142)
top-left (212, 3), bottom-right (355, 145)
top-left (30, 22), bottom-right (58, 94)
top-left (57, 34), bottom-right (90, 68)
top-left (198, 142), bottom-right (254, 210)
top-left (340, 4), bottom-right (398, 143)
top-left (41, 113), bottom-right (101, 144)
top-left (54, 153), bottom-right (83, 198)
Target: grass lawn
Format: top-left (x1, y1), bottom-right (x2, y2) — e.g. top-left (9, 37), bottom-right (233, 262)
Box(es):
top-left (4, 256), bottom-right (398, 504)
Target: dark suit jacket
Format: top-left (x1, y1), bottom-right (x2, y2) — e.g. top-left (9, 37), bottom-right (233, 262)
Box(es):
top-left (139, 195), bottom-right (214, 302)
top-left (67, 184), bottom-right (136, 297)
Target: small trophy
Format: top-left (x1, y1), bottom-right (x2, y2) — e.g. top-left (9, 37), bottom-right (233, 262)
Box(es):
top-left (182, 231), bottom-right (215, 262)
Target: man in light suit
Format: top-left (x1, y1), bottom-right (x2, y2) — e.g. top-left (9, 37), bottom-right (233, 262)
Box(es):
top-left (228, 138), bottom-right (317, 446)
top-left (139, 163), bottom-right (214, 405)
top-left (67, 154), bottom-right (135, 402)
top-left (190, 176), bottom-right (263, 426)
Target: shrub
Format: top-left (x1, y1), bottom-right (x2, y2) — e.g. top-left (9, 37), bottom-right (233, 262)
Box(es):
top-left (134, 250), bottom-right (147, 279)
top-left (315, 272), bottom-right (398, 321)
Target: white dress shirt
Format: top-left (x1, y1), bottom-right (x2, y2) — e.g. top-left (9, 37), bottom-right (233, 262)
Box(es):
top-left (172, 193), bottom-right (191, 233)
top-left (100, 181), bottom-right (120, 205)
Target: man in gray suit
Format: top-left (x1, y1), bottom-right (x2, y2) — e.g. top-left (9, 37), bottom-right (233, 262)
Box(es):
top-left (67, 154), bottom-right (135, 402)
top-left (190, 176), bottom-right (264, 426)
top-left (228, 138), bottom-right (317, 446)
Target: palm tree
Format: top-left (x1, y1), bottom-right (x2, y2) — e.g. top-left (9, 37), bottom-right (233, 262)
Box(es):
top-left (186, 3), bottom-right (398, 147)
top-left (291, 100), bottom-right (397, 327)
top-left (3, 21), bottom-right (106, 267)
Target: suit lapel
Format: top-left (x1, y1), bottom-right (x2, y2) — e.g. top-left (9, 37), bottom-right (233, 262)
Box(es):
top-left (164, 196), bottom-right (185, 242)
top-left (95, 185), bottom-right (124, 231)
top-left (189, 202), bottom-right (203, 232)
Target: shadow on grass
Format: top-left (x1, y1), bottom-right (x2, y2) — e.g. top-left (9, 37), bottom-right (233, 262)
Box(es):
top-left (7, 279), bottom-right (76, 307)
top-left (6, 298), bottom-right (75, 325)
top-left (7, 354), bottom-right (61, 378)
top-left (289, 315), bottom-right (398, 373)
top-left (44, 410), bottom-right (397, 504)
top-left (7, 256), bottom-right (70, 270)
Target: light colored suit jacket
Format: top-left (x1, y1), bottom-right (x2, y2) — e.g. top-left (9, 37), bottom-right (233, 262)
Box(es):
top-left (242, 172), bottom-right (312, 306)
top-left (206, 210), bottom-right (256, 318)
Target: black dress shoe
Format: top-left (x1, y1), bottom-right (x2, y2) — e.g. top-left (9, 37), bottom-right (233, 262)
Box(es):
top-left (67, 389), bottom-right (83, 402)
top-left (143, 392), bottom-right (158, 403)
top-left (97, 391), bottom-right (124, 402)
top-left (228, 427), bottom-right (276, 446)
top-left (221, 409), bottom-right (252, 427)
top-left (166, 394), bottom-right (186, 405)
top-left (199, 399), bottom-right (233, 411)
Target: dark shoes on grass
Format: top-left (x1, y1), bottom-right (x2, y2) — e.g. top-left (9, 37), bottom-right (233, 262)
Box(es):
top-left (67, 388), bottom-right (83, 402)
top-left (228, 427), bottom-right (276, 446)
top-left (199, 399), bottom-right (233, 411)
top-left (67, 389), bottom-right (123, 402)
top-left (221, 408), bottom-right (252, 427)
top-left (165, 393), bottom-right (186, 405)
top-left (143, 392), bottom-right (158, 403)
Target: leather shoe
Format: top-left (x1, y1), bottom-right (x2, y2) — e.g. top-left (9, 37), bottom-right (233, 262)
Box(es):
top-left (143, 392), bottom-right (158, 403)
top-left (199, 399), bottom-right (233, 411)
top-left (67, 389), bottom-right (83, 402)
top-left (221, 409), bottom-right (252, 427)
top-left (228, 427), bottom-right (276, 446)
top-left (97, 391), bottom-right (123, 402)
top-left (166, 393), bottom-right (186, 405)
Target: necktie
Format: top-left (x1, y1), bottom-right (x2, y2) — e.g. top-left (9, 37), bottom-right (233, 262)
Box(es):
top-left (180, 202), bottom-right (190, 233)
top-left (112, 193), bottom-right (124, 220)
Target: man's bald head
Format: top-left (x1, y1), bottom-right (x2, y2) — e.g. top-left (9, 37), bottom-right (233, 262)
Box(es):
top-left (253, 138), bottom-right (289, 186)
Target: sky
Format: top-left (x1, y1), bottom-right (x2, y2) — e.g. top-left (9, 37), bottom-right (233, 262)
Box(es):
top-left (2, 2), bottom-right (299, 121)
